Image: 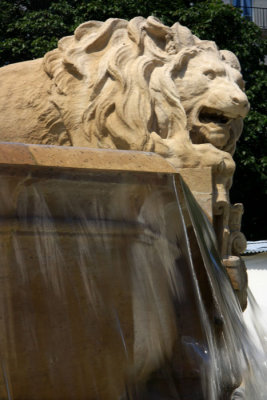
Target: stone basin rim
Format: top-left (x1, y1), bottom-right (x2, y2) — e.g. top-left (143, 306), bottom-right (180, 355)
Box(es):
top-left (0, 141), bottom-right (179, 175)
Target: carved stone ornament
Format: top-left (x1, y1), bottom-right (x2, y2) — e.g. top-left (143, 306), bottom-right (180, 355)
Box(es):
top-left (0, 16), bottom-right (249, 304)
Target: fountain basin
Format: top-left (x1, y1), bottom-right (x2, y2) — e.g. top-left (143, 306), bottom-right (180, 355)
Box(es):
top-left (0, 143), bottom-right (236, 399)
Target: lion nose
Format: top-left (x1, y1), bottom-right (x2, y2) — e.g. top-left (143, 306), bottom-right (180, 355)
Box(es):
top-left (230, 94), bottom-right (249, 117)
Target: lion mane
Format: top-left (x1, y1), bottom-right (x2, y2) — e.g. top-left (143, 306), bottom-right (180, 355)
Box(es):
top-left (42, 17), bottom-right (242, 157)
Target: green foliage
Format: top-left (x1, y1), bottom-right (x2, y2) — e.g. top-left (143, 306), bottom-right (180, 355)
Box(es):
top-left (0, 0), bottom-right (266, 239)
top-left (0, 0), bottom-right (191, 65)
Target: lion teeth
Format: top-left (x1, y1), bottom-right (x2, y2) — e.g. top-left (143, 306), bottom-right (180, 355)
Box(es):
top-left (199, 107), bottom-right (230, 125)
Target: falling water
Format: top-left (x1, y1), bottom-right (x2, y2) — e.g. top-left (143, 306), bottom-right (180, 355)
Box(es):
top-left (0, 167), bottom-right (266, 399)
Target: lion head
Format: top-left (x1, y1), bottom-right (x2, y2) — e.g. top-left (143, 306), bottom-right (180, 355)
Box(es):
top-left (174, 45), bottom-right (249, 153)
top-left (43, 16), bottom-right (248, 164)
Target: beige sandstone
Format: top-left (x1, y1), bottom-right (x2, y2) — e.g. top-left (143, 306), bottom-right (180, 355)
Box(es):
top-left (0, 16), bottom-right (250, 398)
top-left (0, 16), bottom-right (249, 252)
top-left (0, 17), bottom-right (248, 170)
top-left (0, 15), bottom-right (249, 293)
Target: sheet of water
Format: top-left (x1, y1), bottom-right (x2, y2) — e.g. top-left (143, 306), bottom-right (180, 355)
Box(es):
top-left (0, 170), bottom-right (266, 399)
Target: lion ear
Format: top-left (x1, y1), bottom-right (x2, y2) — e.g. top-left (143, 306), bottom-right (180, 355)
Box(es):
top-left (220, 50), bottom-right (241, 71)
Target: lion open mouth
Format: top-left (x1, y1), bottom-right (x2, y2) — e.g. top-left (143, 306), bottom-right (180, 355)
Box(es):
top-left (199, 107), bottom-right (231, 126)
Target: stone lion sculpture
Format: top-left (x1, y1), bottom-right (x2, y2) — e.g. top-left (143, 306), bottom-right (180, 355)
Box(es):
top-left (0, 17), bottom-right (248, 173)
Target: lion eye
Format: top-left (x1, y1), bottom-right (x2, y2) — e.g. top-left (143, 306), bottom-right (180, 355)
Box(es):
top-left (203, 70), bottom-right (216, 80)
